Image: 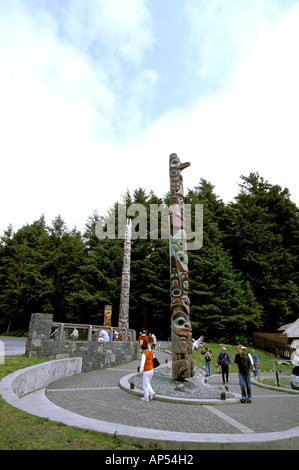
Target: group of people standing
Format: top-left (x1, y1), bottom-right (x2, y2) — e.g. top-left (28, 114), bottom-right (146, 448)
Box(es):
top-left (201, 345), bottom-right (259, 403)
top-left (69, 327), bottom-right (124, 343)
top-left (70, 326), bottom-right (158, 402)
top-left (138, 332), bottom-right (157, 350)
top-left (98, 329), bottom-right (123, 342)
top-left (70, 326), bottom-right (260, 405)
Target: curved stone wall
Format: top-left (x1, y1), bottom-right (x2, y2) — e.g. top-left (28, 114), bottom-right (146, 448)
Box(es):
top-left (10, 358), bottom-right (82, 398)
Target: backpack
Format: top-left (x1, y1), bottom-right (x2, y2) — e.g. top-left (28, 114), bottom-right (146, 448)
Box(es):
top-left (219, 353), bottom-right (226, 366)
top-left (241, 351), bottom-right (251, 373)
top-left (205, 351), bottom-right (212, 361)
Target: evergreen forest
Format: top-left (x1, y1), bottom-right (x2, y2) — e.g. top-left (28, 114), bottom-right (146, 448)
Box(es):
top-left (0, 172), bottom-right (298, 343)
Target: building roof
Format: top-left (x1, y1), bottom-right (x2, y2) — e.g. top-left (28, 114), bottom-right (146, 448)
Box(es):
top-left (278, 318), bottom-right (299, 338)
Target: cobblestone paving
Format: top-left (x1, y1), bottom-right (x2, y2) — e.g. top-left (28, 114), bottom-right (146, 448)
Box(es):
top-left (208, 374), bottom-right (299, 433)
top-left (46, 351), bottom-right (299, 435)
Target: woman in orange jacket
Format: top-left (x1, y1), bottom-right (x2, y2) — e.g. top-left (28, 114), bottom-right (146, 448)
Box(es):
top-left (139, 342), bottom-right (155, 401)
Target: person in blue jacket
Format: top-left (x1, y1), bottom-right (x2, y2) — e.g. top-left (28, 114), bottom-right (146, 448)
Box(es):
top-left (217, 347), bottom-right (231, 385)
top-left (251, 349), bottom-right (259, 377)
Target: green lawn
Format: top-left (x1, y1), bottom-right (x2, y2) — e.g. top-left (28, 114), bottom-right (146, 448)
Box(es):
top-left (0, 355), bottom-right (142, 450)
top-left (193, 342), bottom-right (293, 375)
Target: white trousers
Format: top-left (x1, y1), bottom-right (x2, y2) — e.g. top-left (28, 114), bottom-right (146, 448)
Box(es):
top-left (142, 369), bottom-right (154, 400)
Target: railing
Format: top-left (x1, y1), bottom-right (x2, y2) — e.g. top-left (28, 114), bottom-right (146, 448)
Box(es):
top-left (253, 332), bottom-right (295, 359)
top-left (51, 322), bottom-right (136, 343)
top-left (254, 359), bottom-right (293, 388)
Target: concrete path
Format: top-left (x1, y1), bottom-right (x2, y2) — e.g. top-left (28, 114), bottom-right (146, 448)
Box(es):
top-left (2, 342), bottom-right (299, 449)
top-left (43, 350), bottom-right (299, 449)
top-left (0, 336), bottom-right (26, 356)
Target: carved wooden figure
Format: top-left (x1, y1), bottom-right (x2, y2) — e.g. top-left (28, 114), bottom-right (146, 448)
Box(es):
top-left (169, 153), bottom-right (194, 380)
top-left (118, 218), bottom-right (132, 329)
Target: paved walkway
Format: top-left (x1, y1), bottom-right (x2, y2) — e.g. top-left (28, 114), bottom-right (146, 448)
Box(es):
top-left (0, 336), bottom-right (26, 356)
top-left (43, 350), bottom-right (299, 449)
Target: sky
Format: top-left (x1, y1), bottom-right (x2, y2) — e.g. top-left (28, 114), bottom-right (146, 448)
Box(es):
top-left (1, 0), bottom-right (299, 234)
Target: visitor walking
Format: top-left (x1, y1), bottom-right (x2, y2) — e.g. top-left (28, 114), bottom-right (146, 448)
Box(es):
top-left (251, 349), bottom-right (259, 377)
top-left (70, 328), bottom-right (78, 342)
top-left (138, 332), bottom-right (148, 347)
top-left (201, 346), bottom-right (212, 377)
top-left (151, 333), bottom-right (157, 349)
top-left (139, 342), bottom-right (155, 401)
top-left (217, 347), bottom-right (231, 385)
top-left (148, 333), bottom-right (153, 351)
top-left (235, 345), bottom-right (252, 403)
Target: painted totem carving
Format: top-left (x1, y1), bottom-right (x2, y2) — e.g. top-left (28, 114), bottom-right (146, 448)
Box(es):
top-left (169, 153), bottom-right (194, 380)
top-left (118, 218), bottom-right (132, 329)
top-left (104, 305), bottom-right (112, 327)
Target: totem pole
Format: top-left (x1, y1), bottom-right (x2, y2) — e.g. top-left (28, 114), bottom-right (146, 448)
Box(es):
top-left (169, 153), bottom-right (194, 380)
top-left (104, 305), bottom-right (112, 327)
top-left (118, 218), bottom-right (132, 329)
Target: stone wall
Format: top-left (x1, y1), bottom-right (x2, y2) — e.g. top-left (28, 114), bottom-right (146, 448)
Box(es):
top-left (25, 313), bottom-right (138, 372)
top-left (11, 358), bottom-right (82, 398)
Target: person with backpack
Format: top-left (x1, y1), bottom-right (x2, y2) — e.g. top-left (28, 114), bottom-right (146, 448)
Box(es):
top-left (217, 347), bottom-right (231, 386)
top-left (201, 346), bottom-right (212, 377)
top-left (235, 345), bottom-right (252, 403)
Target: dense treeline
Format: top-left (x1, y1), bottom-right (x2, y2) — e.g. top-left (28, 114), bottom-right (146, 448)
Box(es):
top-left (0, 173), bottom-right (298, 342)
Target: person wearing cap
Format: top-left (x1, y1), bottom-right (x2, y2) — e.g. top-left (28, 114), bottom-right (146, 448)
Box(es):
top-left (235, 345), bottom-right (252, 403)
top-left (217, 347), bottom-right (231, 386)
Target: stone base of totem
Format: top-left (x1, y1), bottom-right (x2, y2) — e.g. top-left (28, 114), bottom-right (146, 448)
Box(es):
top-left (129, 364), bottom-right (238, 402)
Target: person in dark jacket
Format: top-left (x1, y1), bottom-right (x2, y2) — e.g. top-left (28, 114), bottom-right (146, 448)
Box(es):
top-left (217, 347), bottom-right (231, 386)
top-left (235, 345), bottom-right (252, 403)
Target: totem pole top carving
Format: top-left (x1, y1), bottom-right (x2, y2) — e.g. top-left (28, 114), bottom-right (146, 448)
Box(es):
top-left (169, 153), bottom-right (194, 380)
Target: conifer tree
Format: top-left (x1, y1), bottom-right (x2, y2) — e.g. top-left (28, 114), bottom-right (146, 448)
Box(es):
top-left (186, 179), bottom-right (263, 342)
top-left (224, 173), bottom-right (299, 330)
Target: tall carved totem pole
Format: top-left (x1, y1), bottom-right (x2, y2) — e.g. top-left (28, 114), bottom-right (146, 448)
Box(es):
top-left (118, 218), bottom-right (132, 329)
top-left (169, 153), bottom-right (194, 380)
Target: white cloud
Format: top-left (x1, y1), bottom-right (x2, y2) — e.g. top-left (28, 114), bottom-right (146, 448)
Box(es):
top-left (60, 0), bottom-right (153, 64)
top-left (0, 0), bottom-right (298, 234)
top-left (0, 0), bottom-right (156, 232)
top-left (130, 1), bottom-right (299, 204)
top-left (185, 0), bottom-right (282, 87)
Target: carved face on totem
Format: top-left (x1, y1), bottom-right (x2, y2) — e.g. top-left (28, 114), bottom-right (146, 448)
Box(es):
top-left (171, 310), bottom-right (194, 379)
top-left (172, 310), bottom-right (191, 338)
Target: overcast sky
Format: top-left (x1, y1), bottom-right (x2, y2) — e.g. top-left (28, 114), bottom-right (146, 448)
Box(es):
top-left (1, 0), bottom-right (298, 234)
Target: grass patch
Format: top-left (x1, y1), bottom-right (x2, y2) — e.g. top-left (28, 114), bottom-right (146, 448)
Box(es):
top-left (192, 342), bottom-right (293, 375)
top-left (259, 378), bottom-right (292, 389)
top-left (0, 356), bottom-right (142, 450)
